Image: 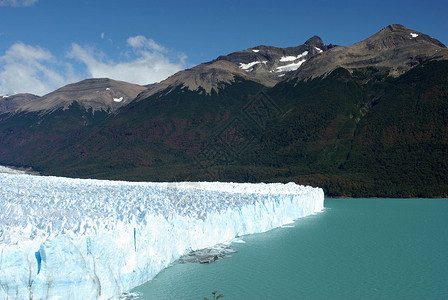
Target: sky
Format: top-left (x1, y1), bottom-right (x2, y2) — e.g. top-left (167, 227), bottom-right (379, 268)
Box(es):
top-left (1, 0), bottom-right (447, 96)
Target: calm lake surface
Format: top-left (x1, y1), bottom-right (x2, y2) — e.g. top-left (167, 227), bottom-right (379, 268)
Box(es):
top-left (131, 198), bottom-right (448, 299)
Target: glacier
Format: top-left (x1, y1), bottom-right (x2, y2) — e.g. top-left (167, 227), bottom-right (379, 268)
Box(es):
top-left (0, 167), bottom-right (324, 299)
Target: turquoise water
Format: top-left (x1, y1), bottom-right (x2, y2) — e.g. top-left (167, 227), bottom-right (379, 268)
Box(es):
top-left (132, 198), bottom-right (448, 299)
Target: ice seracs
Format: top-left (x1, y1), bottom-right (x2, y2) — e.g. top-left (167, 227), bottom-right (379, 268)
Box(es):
top-left (0, 168), bottom-right (324, 299)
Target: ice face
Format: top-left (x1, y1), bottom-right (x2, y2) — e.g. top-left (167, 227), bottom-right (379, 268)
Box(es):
top-left (0, 169), bottom-right (324, 299)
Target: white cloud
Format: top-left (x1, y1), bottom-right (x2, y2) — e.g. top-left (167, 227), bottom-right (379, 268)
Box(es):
top-left (101, 32), bottom-right (105, 39)
top-left (127, 35), bottom-right (167, 53)
top-left (0, 36), bottom-right (187, 96)
top-left (68, 35), bottom-right (187, 85)
top-left (0, 0), bottom-right (38, 7)
top-left (0, 43), bottom-right (77, 96)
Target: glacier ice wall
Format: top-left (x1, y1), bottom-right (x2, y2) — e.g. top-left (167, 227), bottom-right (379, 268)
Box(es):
top-left (0, 169), bottom-right (324, 299)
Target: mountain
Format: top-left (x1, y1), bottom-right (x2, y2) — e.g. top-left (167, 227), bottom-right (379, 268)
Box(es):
top-left (0, 24), bottom-right (447, 198)
top-left (290, 24), bottom-right (448, 81)
top-left (136, 36), bottom-right (331, 99)
top-left (0, 78), bottom-right (145, 168)
top-left (18, 78), bottom-right (146, 114)
top-left (0, 93), bottom-right (40, 114)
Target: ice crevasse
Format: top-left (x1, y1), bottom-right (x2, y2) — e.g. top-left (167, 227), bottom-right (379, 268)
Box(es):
top-left (0, 168), bottom-right (324, 299)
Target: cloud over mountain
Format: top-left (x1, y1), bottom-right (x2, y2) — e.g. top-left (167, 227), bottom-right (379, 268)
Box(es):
top-left (0, 42), bottom-right (76, 96)
top-left (68, 35), bottom-right (187, 86)
top-left (0, 36), bottom-right (188, 96)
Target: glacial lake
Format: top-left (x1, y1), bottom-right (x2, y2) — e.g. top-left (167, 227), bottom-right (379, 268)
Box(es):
top-left (131, 198), bottom-right (448, 299)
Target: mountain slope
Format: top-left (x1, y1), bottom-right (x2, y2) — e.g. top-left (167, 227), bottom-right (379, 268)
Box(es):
top-left (28, 77), bottom-right (267, 179)
top-left (342, 60), bottom-right (448, 197)
top-left (24, 61), bottom-right (448, 197)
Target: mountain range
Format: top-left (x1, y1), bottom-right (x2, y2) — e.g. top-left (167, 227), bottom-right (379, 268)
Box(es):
top-left (1, 24), bottom-right (447, 197)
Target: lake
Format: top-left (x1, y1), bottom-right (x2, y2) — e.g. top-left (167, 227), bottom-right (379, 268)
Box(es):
top-left (131, 198), bottom-right (448, 299)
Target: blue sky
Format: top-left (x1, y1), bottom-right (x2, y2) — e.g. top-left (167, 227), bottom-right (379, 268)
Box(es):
top-left (1, 0), bottom-right (447, 95)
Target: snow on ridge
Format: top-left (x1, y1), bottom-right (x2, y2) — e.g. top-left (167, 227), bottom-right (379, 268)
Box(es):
top-left (276, 59), bottom-right (306, 72)
top-left (315, 47), bottom-right (323, 53)
top-left (113, 96), bottom-right (124, 102)
top-left (252, 49), bottom-right (260, 53)
top-left (280, 56), bottom-right (296, 62)
top-left (280, 56), bottom-right (297, 62)
top-left (239, 61), bottom-right (261, 71)
top-left (279, 51), bottom-right (308, 62)
top-left (410, 33), bottom-right (419, 38)
top-left (0, 171), bottom-right (324, 299)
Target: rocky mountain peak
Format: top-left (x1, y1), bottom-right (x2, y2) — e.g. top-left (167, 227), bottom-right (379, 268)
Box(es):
top-left (385, 23), bottom-right (408, 32)
top-left (363, 24), bottom-right (446, 51)
top-left (305, 36), bottom-right (324, 47)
